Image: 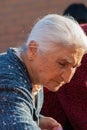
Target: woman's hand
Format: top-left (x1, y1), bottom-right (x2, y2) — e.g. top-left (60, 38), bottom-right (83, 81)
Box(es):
top-left (39, 116), bottom-right (63, 130)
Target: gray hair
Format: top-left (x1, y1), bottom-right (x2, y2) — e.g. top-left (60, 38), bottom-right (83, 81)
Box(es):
top-left (26, 14), bottom-right (87, 53)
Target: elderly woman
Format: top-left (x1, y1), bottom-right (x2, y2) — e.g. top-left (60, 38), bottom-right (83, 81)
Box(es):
top-left (41, 24), bottom-right (87, 130)
top-left (0, 14), bottom-right (87, 130)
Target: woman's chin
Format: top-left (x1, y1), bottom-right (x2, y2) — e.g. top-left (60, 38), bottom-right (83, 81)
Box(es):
top-left (50, 87), bottom-right (61, 92)
top-left (44, 84), bottom-right (63, 92)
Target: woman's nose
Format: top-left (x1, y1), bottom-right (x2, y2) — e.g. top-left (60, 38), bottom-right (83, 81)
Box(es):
top-left (61, 68), bottom-right (76, 83)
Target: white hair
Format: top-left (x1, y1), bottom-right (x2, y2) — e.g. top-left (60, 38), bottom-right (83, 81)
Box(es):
top-left (26, 14), bottom-right (87, 53)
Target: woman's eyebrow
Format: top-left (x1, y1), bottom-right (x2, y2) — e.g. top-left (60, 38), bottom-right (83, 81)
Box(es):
top-left (62, 56), bottom-right (81, 67)
top-left (62, 56), bottom-right (73, 64)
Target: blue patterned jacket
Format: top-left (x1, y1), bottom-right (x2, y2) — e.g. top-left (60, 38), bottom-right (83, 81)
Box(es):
top-left (0, 48), bottom-right (43, 130)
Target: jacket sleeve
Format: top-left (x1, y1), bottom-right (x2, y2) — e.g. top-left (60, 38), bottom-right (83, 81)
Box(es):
top-left (0, 88), bottom-right (41, 130)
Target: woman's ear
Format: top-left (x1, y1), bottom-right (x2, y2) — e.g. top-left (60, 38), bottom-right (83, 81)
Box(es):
top-left (27, 40), bottom-right (38, 60)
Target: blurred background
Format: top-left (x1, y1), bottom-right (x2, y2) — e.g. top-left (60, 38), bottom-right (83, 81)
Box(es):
top-left (0, 0), bottom-right (87, 52)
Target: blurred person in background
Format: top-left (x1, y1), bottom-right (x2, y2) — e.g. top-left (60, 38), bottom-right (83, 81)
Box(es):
top-left (0, 14), bottom-right (87, 130)
top-left (41, 4), bottom-right (87, 130)
top-left (63, 3), bottom-right (87, 24)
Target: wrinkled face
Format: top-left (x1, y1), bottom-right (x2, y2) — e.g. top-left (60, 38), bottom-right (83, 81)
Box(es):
top-left (28, 43), bottom-right (85, 92)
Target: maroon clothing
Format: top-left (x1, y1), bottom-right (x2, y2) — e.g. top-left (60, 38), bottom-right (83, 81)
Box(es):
top-left (41, 25), bottom-right (87, 130)
top-left (41, 53), bottom-right (87, 130)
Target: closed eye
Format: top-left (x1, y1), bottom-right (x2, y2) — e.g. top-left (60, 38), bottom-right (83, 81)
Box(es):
top-left (58, 62), bottom-right (68, 67)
